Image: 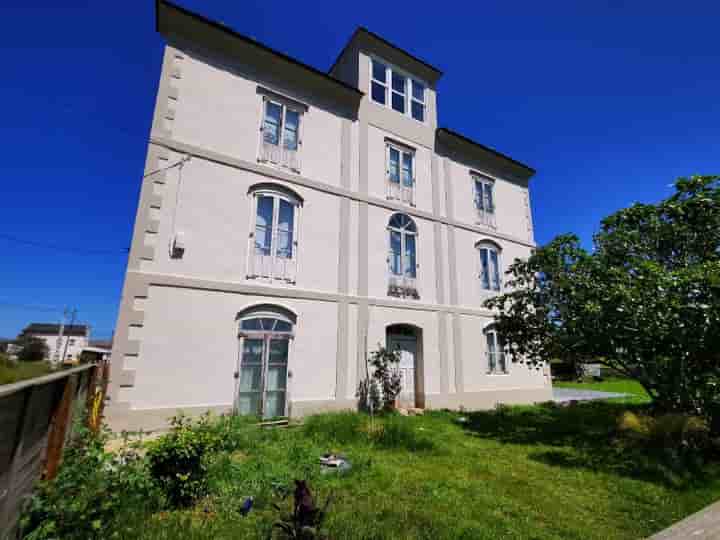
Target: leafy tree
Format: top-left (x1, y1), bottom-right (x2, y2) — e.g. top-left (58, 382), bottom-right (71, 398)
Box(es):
top-left (357, 346), bottom-right (402, 413)
top-left (486, 175), bottom-right (720, 426)
top-left (16, 334), bottom-right (49, 362)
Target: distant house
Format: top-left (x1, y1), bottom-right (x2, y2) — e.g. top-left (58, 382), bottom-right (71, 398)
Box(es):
top-left (20, 324), bottom-right (90, 363)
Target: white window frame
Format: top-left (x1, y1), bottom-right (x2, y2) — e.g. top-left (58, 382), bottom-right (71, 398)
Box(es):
top-left (472, 173), bottom-right (497, 228)
top-left (258, 97), bottom-right (303, 172)
top-left (387, 214), bottom-right (419, 298)
top-left (476, 240), bottom-right (502, 292)
top-left (385, 142), bottom-right (416, 206)
top-left (236, 311), bottom-right (295, 419)
top-left (246, 187), bottom-right (302, 284)
top-left (484, 327), bottom-right (508, 375)
top-left (369, 56), bottom-right (426, 123)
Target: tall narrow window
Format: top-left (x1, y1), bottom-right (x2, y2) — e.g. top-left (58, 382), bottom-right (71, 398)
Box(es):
top-left (473, 174), bottom-right (496, 228)
top-left (388, 213), bottom-right (419, 298)
top-left (236, 306), bottom-right (295, 419)
top-left (370, 57), bottom-right (426, 123)
top-left (248, 185), bottom-right (302, 283)
top-left (371, 59), bottom-right (388, 105)
top-left (477, 241), bottom-right (502, 292)
top-left (259, 99), bottom-right (302, 171)
top-left (386, 143), bottom-right (415, 206)
top-left (485, 328), bottom-right (507, 374)
top-left (411, 80), bottom-right (425, 121)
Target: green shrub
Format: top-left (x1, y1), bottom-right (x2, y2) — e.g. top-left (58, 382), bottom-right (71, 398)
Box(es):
top-left (146, 413), bottom-right (221, 507)
top-left (21, 422), bottom-right (161, 539)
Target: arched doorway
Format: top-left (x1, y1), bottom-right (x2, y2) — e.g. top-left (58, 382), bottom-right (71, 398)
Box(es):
top-left (386, 324), bottom-right (423, 408)
top-left (235, 305), bottom-right (296, 419)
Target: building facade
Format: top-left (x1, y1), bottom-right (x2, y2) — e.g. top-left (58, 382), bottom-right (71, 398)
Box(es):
top-left (20, 323), bottom-right (90, 363)
top-left (107, 0), bottom-right (552, 431)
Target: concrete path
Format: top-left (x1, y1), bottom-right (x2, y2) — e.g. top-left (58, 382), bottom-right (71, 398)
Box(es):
top-left (649, 499), bottom-right (720, 539)
top-left (552, 388), bottom-right (627, 403)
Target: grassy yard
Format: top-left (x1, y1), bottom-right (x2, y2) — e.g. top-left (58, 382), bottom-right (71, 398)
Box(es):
top-left (110, 403), bottom-right (720, 540)
top-left (554, 377), bottom-right (652, 405)
top-left (0, 358), bottom-right (54, 385)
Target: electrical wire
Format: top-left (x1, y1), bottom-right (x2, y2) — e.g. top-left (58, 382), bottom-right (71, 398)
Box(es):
top-left (0, 233), bottom-right (129, 256)
top-left (143, 155), bottom-right (191, 178)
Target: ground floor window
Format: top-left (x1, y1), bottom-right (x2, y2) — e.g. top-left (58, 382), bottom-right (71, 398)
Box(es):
top-left (485, 328), bottom-right (507, 374)
top-left (236, 307), bottom-right (295, 418)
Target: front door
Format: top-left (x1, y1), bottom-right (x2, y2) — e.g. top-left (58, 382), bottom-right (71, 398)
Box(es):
top-left (387, 334), bottom-right (416, 407)
top-left (237, 336), bottom-right (289, 418)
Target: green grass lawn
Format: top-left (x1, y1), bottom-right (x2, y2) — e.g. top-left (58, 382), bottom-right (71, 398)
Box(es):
top-left (0, 358), bottom-right (54, 385)
top-left (124, 403), bottom-right (720, 540)
top-left (554, 377), bottom-right (652, 405)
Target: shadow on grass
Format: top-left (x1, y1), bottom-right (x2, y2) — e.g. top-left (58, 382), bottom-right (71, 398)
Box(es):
top-left (461, 401), bottom-right (718, 489)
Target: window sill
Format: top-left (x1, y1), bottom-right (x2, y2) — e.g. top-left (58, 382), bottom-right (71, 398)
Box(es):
top-left (257, 158), bottom-right (300, 175)
top-left (246, 275), bottom-right (297, 286)
top-left (387, 285), bottom-right (420, 300)
top-left (486, 371), bottom-right (510, 376)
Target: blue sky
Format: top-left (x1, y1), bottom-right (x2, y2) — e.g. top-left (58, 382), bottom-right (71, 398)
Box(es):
top-left (1, 0), bottom-right (718, 339)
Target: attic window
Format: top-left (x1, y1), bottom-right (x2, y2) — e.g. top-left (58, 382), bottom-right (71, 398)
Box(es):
top-left (370, 58), bottom-right (425, 123)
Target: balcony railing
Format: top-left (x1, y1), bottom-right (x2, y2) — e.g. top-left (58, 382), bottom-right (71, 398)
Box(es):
top-left (388, 274), bottom-right (419, 299)
top-left (487, 351), bottom-right (507, 374)
top-left (387, 181), bottom-right (415, 206)
top-left (259, 141), bottom-right (300, 173)
top-left (249, 251), bottom-right (297, 283)
top-left (476, 209), bottom-right (497, 229)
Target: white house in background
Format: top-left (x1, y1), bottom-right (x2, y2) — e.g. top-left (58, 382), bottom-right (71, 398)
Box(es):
top-left (21, 323), bottom-right (90, 363)
top-left (106, 0), bottom-right (552, 431)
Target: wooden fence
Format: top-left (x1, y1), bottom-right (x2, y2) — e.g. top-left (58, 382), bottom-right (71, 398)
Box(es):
top-left (0, 362), bottom-right (108, 538)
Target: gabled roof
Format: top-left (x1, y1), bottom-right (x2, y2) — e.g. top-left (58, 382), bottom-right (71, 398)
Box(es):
top-left (330, 27), bottom-right (443, 85)
top-left (23, 324), bottom-right (89, 337)
top-left (436, 127), bottom-right (536, 178)
top-left (156, 0), bottom-right (363, 101)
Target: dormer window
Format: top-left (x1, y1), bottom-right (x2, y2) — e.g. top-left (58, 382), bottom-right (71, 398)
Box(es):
top-left (370, 58), bottom-right (426, 122)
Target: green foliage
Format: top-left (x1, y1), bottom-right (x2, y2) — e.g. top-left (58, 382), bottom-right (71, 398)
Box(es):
top-left (357, 346), bottom-right (402, 413)
top-left (147, 413), bottom-right (222, 507)
top-left (486, 175), bottom-right (720, 426)
top-left (21, 421), bottom-right (162, 539)
top-left (16, 334), bottom-right (49, 362)
top-left (0, 356), bottom-right (53, 385)
top-left (303, 412), bottom-right (434, 452)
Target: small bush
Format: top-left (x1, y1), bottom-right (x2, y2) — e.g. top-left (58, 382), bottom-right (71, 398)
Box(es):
top-left (147, 413), bottom-right (221, 507)
top-left (21, 422), bottom-right (161, 539)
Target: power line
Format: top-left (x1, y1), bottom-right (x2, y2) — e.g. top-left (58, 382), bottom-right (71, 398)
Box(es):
top-left (0, 300), bottom-right (64, 313)
top-left (144, 155), bottom-right (191, 178)
top-left (0, 233), bottom-right (129, 256)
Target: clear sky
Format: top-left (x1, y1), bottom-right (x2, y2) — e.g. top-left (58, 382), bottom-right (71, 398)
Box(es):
top-left (1, 0), bottom-right (718, 339)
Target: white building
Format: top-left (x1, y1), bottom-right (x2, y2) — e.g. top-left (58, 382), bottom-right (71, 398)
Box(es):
top-left (21, 323), bottom-right (90, 363)
top-left (107, 0), bottom-right (552, 431)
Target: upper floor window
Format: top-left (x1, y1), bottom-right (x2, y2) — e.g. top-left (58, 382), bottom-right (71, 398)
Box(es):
top-left (386, 142), bottom-right (415, 206)
top-left (473, 174), bottom-right (496, 228)
top-left (484, 326), bottom-right (507, 374)
top-left (259, 98), bottom-right (302, 172)
top-left (387, 213), bottom-right (419, 299)
top-left (476, 240), bottom-right (502, 292)
top-left (247, 184), bottom-right (303, 284)
top-left (371, 58), bottom-right (426, 122)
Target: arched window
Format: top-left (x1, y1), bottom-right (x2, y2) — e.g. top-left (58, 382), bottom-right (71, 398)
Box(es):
top-left (236, 305), bottom-right (296, 419)
top-left (387, 213), bottom-right (419, 298)
top-left (483, 324), bottom-right (507, 374)
top-left (247, 184), bottom-right (302, 283)
top-left (476, 240), bottom-right (502, 292)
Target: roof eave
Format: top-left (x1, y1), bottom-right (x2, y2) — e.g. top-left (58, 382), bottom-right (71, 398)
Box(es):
top-left (436, 127), bottom-right (536, 178)
top-left (156, 0), bottom-right (364, 100)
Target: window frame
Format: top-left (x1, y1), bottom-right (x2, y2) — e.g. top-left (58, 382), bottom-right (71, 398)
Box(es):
top-left (385, 141), bottom-right (416, 206)
top-left (387, 213), bottom-right (419, 298)
top-left (369, 56), bottom-right (427, 123)
top-left (246, 186), bottom-right (302, 284)
top-left (236, 308), bottom-right (295, 419)
top-left (484, 327), bottom-right (508, 375)
top-left (476, 240), bottom-right (502, 292)
top-left (259, 97), bottom-right (304, 172)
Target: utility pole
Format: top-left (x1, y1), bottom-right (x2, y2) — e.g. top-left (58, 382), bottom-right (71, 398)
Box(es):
top-left (60, 308), bottom-right (77, 364)
top-left (55, 308), bottom-right (68, 364)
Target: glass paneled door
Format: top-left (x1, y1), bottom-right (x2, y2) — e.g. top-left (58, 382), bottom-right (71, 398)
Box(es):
top-left (237, 318), bottom-right (291, 418)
